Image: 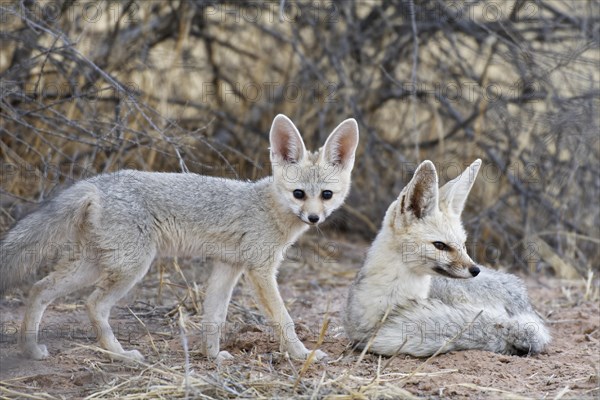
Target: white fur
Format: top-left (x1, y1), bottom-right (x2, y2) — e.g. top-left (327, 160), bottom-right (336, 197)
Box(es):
top-left (1, 114), bottom-right (360, 362)
top-left (345, 159), bottom-right (551, 357)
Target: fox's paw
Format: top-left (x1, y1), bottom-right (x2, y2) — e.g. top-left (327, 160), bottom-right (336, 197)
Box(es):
top-left (216, 351), bottom-right (234, 363)
top-left (312, 349), bottom-right (328, 361)
top-left (110, 349), bottom-right (145, 363)
top-left (122, 349), bottom-right (145, 362)
top-left (288, 346), bottom-right (328, 361)
top-left (23, 343), bottom-right (49, 360)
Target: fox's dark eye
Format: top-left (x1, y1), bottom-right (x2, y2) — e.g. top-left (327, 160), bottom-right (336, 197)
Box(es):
top-left (433, 241), bottom-right (450, 251)
top-left (293, 189), bottom-right (305, 200)
top-left (322, 190), bottom-right (333, 200)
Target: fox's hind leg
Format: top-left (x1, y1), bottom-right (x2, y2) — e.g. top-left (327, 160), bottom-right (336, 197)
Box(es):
top-left (21, 259), bottom-right (100, 360)
top-left (200, 261), bottom-right (243, 361)
top-left (86, 253), bottom-right (154, 362)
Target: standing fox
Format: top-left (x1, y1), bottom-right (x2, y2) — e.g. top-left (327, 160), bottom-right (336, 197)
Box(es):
top-left (345, 159), bottom-right (550, 357)
top-left (1, 114), bottom-right (359, 362)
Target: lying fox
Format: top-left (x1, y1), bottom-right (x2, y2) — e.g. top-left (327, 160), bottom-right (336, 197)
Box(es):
top-left (0, 114), bottom-right (359, 362)
top-left (345, 159), bottom-right (550, 357)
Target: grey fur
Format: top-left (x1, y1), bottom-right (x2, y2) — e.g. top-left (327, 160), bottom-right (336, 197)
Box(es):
top-left (1, 114), bottom-right (359, 361)
top-left (345, 160), bottom-right (550, 357)
top-left (0, 182), bottom-right (99, 294)
top-left (361, 267), bottom-right (550, 357)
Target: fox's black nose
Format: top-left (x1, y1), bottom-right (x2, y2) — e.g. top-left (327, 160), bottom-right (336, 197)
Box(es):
top-left (469, 265), bottom-right (480, 277)
top-left (308, 214), bottom-right (320, 224)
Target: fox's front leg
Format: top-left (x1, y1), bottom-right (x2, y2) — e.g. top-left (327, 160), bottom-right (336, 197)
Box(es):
top-left (246, 268), bottom-right (327, 360)
top-left (200, 262), bottom-right (243, 361)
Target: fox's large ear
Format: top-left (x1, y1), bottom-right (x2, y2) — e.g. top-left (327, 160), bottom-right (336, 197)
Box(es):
top-left (270, 114), bottom-right (307, 163)
top-left (396, 160), bottom-right (439, 221)
top-left (322, 118), bottom-right (359, 169)
top-left (439, 159), bottom-right (482, 215)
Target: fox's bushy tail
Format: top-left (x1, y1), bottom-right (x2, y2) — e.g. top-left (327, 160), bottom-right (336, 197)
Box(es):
top-left (0, 182), bottom-right (99, 295)
top-left (358, 299), bottom-right (551, 357)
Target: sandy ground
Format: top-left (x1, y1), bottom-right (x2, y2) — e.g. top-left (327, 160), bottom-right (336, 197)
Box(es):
top-left (1, 234), bottom-right (599, 399)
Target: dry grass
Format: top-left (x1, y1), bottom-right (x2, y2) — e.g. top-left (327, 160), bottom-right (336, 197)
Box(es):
top-left (0, 353), bottom-right (452, 399)
top-left (1, 240), bottom-right (598, 398)
top-left (1, 0), bottom-right (598, 275)
top-left (1, 1), bottom-right (599, 399)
